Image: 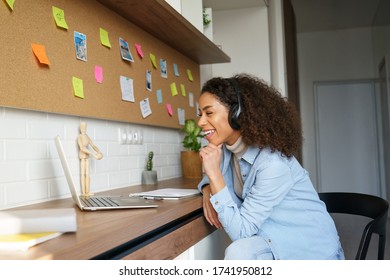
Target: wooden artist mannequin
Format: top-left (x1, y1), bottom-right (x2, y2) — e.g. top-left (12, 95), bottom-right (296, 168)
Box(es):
top-left (77, 122), bottom-right (103, 196)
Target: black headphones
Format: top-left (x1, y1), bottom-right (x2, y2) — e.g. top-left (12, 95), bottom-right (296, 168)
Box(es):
top-left (227, 78), bottom-right (242, 130)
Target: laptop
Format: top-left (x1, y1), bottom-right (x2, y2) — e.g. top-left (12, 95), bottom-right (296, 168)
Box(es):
top-left (54, 135), bottom-right (158, 211)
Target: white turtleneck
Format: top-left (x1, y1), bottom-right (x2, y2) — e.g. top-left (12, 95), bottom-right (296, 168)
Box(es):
top-left (225, 136), bottom-right (247, 198)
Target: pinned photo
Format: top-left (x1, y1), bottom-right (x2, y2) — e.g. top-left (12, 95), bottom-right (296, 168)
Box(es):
top-left (74, 31), bottom-right (87, 61)
top-left (119, 37), bottom-right (134, 62)
top-left (146, 70), bottom-right (152, 91)
top-left (160, 59), bottom-right (167, 78)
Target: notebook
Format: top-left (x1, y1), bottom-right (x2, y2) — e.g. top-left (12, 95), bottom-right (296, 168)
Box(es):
top-left (129, 188), bottom-right (200, 200)
top-left (54, 135), bottom-right (158, 211)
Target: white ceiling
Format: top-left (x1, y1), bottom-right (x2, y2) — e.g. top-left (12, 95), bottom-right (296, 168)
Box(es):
top-left (203, 0), bottom-right (387, 33)
top-left (291, 0), bottom-right (382, 33)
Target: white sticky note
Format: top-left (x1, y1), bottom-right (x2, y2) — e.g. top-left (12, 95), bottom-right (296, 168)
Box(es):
top-left (177, 108), bottom-right (185, 125)
top-left (189, 92), bottom-right (194, 107)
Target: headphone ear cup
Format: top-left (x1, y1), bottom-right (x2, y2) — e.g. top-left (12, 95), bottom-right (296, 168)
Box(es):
top-left (229, 104), bottom-right (241, 130)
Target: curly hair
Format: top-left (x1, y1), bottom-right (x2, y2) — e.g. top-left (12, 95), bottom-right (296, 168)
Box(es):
top-left (201, 74), bottom-right (302, 158)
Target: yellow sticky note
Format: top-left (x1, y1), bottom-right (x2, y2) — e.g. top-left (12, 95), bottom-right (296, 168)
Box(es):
top-left (6, 0), bottom-right (15, 11)
top-left (99, 28), bottom-right (111, 48)
top-left (52, 6), bottom-right (68, 30)
top-left (187, 69), bottom-right (193, 82)
top-left (31, 44), bottom-right (50, 65)
top-left (180, 84), bottom-right (186, 96)
top-left (149, 53), bottom-right (157, 69)
top-left (170, 82), bottom-right (178, 96)
top-left (72, 77), bottom-right (84, 99)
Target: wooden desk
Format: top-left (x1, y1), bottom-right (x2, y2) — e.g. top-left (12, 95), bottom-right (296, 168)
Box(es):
top-left (0, 178), bottom-right (215, 260)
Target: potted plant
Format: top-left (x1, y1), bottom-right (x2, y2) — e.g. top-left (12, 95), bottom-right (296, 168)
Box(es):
top-left (142, 151), bottom-right (158, 185)
top-left (181, 119), bottom-right (204, 179)
top-left (203, 8), bottom-right (211, 27)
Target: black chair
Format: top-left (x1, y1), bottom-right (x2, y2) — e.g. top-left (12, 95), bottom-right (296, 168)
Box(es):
top-left (318, 192), bottom-right (389, 260)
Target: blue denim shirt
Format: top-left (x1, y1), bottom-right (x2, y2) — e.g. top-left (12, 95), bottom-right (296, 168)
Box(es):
top-left (197, 145), bottom-right (343, 260)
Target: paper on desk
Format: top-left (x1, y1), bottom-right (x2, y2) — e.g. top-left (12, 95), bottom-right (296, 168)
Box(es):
top-left (129, 188), bottom-right (200, 200)
top-left (0, 232), bottom-right (63, 251)
top-left (0, 208), bottom-right (77, 235)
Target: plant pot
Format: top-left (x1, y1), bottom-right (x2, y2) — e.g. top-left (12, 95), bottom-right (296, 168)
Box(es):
top-left (142, 170), bottom-right (158, 185)
top-left (181, 151), bottom-right (202, 179)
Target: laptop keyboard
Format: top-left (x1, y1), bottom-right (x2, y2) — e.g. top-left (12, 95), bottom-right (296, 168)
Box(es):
top-left (81, 196), bottom-right (120, 207)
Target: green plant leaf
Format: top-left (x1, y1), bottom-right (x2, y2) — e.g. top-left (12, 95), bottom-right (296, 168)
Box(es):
top-left (182, 119), bottom-right (203, 151)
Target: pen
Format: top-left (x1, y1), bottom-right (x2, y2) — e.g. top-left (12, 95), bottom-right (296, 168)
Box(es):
top-left (143, 196), bottom-right (164, 200)
top-left (143, 196), bottom-right (179, 200)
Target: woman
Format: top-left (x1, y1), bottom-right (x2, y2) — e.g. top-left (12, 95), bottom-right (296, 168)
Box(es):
top-left (197, 74), bottom-right (344, 260)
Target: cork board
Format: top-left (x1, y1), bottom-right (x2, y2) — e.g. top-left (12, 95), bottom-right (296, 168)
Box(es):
top-left (0, 0), bottom-right (200, 129)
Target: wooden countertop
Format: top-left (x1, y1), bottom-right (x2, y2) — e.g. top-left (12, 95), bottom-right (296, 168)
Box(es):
top-left (0, 178), bottom-right (214, 260)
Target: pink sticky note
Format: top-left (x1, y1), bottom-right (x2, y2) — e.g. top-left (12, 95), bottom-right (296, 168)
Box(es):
top-left (94, 65), bottom-right (103, 83)
top-left (166, 103), bottom-right (173, 117)
top-left (135, 43), bottom-right (144, 58)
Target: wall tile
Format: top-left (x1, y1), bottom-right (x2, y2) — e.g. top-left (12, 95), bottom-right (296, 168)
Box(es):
top-left (28, 120), bottom-right (64, 140)
top-left (0, 185), bottom-right (5, 208)
top-left (0, 108), bottom-right (182, 209)
top-left (6, 140), bottom-right (47, 160)
top-left (0, 141), bottom-right (4, 160)
top-left (0, 162), bottom-right (27, 183)
top-left (108, 171), bottom-right (131, 188)
top-left (5, 181), bottom-right (49, 206)
top-left (0, 119), bottom-right (26, 139)
top-left (4, 108), bottom-right (47, 120)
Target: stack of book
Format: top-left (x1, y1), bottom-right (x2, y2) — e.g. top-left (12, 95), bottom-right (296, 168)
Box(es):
top-left (0, 208), bottom-right (77, 251)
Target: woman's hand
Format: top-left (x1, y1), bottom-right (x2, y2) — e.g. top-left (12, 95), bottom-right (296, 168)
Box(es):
top-left (199, 144), bottom-right (223, 180)
top-left (202, 185), bottom-right (222, 229)
top-left (200, 144), bottom-right (225, 195)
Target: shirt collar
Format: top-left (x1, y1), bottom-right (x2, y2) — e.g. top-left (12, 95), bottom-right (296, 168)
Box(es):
top-left (223, 144), bottom-right (261, 166)
top-left (241, 146), bottom-right (261, 165)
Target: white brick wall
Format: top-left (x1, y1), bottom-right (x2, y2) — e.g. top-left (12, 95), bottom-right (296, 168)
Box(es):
top-left (0, 107), bottom-right (183, 210)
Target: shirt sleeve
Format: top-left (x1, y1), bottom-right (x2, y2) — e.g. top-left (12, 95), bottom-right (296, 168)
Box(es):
top-left (197, 175), bottom-right (210, 193)
top-left (211, 159), bottom-right (294, 241)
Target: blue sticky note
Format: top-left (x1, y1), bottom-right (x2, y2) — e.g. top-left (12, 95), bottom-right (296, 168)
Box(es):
top-left (173, 64), bottom-right (179, 77)
top-left (156, 89), bottom-right (163, 104)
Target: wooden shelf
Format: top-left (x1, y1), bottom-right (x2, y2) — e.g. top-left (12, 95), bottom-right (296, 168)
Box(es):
top-left (96, 0), bottom-right (230, 64)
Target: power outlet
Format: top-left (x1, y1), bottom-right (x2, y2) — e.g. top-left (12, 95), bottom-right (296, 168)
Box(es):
top-left (132, 130), bottom-right (143, 144)
top-left (119, 128), bottom-right (127, 144)
top-left (119, 128), bottom-right (143, 145)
